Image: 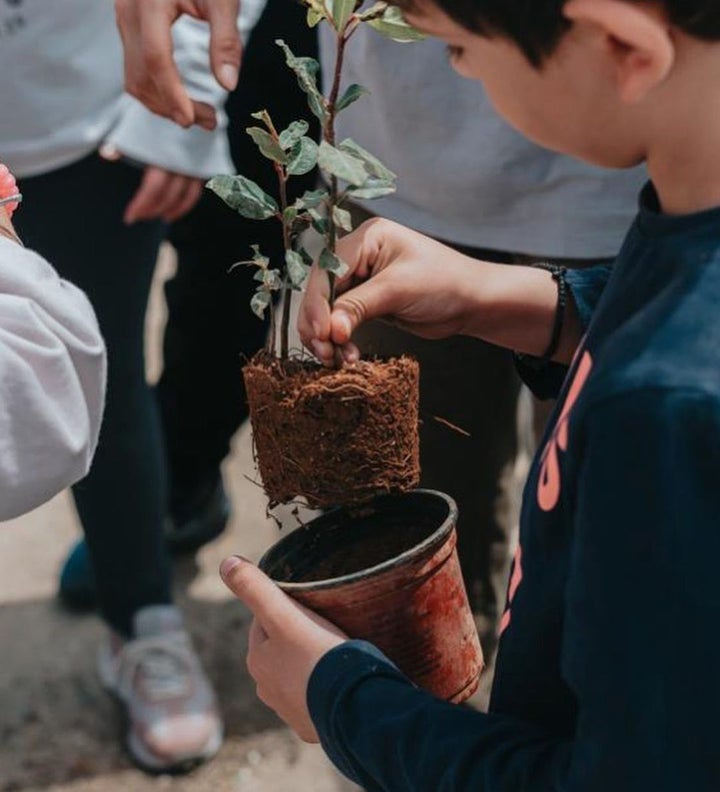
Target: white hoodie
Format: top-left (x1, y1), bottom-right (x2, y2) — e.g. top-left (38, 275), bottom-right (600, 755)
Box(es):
top-left (0, 235), bottom-right (106, 519)
top-left (0, 0), bottom-right (265, 178)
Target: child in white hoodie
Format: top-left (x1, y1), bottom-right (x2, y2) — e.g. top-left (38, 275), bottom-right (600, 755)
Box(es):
top-left (0, 202), bottom-right (105, 518)
top-left (0, 0), bottom-right (263, 772)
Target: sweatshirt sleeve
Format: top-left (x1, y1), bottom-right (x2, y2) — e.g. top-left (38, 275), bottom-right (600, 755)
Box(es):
top-left (0, 237), bottom-right (106, 519)
top-left (515, 264), bottom-right (612, 400)
top-left (308, 388), bottom-right (720, 791)
top-left (105, 0), bottom-right (267, 178)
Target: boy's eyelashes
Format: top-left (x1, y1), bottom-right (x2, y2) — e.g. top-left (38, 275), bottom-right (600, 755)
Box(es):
top-left (446, 44), bottom-right (465, 62)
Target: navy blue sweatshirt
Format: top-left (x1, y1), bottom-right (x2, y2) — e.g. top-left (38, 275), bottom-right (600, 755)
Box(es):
top-left (307, 185), bottom-right (720, 791)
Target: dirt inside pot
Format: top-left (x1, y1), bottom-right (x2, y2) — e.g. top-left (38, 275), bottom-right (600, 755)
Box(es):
top-left (243, 353), bottom-right (420, 509)
top-left (262, 492), bottom-right (450, 583)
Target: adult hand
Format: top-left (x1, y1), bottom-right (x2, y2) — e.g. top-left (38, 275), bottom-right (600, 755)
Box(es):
top-left (298, 218), bottom-right (483, 367)
top-left (115, 0), bottom-right (241, 130)
top-left (124, 165), bottom-right (204, 224)
top-left (220, 556), bottom-right (347, 742)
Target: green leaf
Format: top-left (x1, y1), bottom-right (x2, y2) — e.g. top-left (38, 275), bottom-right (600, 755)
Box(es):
top-left (338, 138), bottom-right (395, 181)
top-left (206, 175), bottom-right (278, 220)
top-left (286, 250), bottom-right (309, 288)
top-left (330, 0), bottom-right (355, 32)
top-left (263, 269), bottom-right (283, 290)
top-left (336, 83), bottom-right (370, 113)
top-left (250, 244), bottom-right (270, 267)
top-left (367, 6), bottom-right (426, 41)
top-left (286, 137), bottom-right (319, 176)
top-left (279, 120), bottom-right (310, 150)
top-left (305, 0), bottom-right (327, 26)
top-left (318, 140), bottom-right (368, 187)
top-left (356, 1), bottom-right (387, 21)
top-left (348, 179), bottom-right (396, 199)
top-left (332, 205), bottom-right (353, 232)
top-left (309, 206), bottom-right (329, 234)
top-left (276, 40), bottom-right (326, 122)
top-left (251, 289), bottom-right (272, 319)
top-left (295, 188), bottom-right (328, 210)
top-left (319, 248), bottom-right (348, 276)
top-left (246, 127), bottom-right (287, 164)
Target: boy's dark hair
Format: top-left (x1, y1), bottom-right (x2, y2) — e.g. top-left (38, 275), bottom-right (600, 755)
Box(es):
top-left (396, 0), bottom-right (720, 66)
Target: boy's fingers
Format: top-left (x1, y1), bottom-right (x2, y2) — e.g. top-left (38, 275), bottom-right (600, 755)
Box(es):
top-left (331, 278), bottom-right (396, 344)
top-left (205, 0), bottom-right (242, 91)
top-left (298, 266), bottom-right (331, 346)
top-left (220, 556), bottom-right (301, 637)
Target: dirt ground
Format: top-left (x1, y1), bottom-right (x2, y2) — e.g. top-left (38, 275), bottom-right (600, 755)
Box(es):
top-left (0, 247), bottom-right (500, 791)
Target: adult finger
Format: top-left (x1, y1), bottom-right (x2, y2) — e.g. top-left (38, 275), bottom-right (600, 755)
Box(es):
top-left (137, 0), bottom-right (195, 126)
top-left (205, 0), bottom-right (242, 91)
top-left (124, 167), bottom-right (169, 224)
top-left (220, 556), bottom-right (304, 638)
top-left (163, 178), bottom-right (203, 222)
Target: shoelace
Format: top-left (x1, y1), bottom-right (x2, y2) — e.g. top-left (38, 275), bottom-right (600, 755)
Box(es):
top-left (119, 633), bottom-right (195, 703)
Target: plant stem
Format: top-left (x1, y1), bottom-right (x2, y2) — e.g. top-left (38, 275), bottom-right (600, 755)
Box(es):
top-left (276, 163), bottom-right (292, 361)
top-left (324, 29), bottom-right (348, 314)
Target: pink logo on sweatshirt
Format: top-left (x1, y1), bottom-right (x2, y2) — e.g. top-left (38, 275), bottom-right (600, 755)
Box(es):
top-left (537, 350), bottom-right (593, 512)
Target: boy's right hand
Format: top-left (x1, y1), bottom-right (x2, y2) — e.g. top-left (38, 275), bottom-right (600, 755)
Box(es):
top-left (298, 219), bottom-right (484, 366)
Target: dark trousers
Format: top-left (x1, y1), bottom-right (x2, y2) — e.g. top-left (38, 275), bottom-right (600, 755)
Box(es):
top-left (161, 0), bottom-right (319, 505)
top-left (15, 154), bottom-right (171, 636)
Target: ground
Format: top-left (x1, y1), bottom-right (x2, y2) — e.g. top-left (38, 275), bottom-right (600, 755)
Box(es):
top-left (0, 247), bottom-right (497, 791)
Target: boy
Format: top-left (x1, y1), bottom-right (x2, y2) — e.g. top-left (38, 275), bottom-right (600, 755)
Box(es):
top-left (219, 0), bottom-right (720, 789)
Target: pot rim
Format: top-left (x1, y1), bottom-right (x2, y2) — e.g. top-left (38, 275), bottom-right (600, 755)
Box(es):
top-left (259, 488), bottom-right (458, 593)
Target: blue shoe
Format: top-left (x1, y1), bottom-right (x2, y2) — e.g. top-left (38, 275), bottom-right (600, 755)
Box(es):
top-left (58, 538), bottom-right (97, 611)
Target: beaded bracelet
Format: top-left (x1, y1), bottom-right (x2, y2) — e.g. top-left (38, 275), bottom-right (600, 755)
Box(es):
top-left (0, 163), bottom-right (21, 218)
top-left (531, 262), bottom-right (568, 362)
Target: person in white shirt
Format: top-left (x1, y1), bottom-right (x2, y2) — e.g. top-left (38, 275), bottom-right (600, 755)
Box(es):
top-left (0, 205), bottom-right (105, 519)
top-left (0, 0), bottom-right (263, 773)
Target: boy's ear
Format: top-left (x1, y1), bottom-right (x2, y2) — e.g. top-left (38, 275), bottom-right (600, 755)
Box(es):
top-left (564, 0), bottom-right (674, 104)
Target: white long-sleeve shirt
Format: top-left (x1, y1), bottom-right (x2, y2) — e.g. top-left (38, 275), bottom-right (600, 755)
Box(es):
top-left (0, 0), bottom-right (265, 179)
top-left (0, 236), bottom-right (106, 519)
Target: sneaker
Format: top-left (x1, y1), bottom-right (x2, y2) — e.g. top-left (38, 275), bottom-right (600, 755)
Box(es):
top-left (58, 475), bottom-right (230, 611)
top-left (97, 605), bottom-right (223, 773)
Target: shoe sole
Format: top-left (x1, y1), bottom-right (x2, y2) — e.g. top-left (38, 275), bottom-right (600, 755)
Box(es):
top-left (98, 643), bottom-right (223, 775)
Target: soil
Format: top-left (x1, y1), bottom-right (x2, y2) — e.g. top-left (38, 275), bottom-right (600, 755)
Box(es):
top-left (243, 354), bottom-right (420, 508)
top-left (264, 498), bottom-right (443, 583)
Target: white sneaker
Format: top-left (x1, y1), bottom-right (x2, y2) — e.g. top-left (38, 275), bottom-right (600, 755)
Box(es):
top-left (98, 605), bottom-right (223, 772)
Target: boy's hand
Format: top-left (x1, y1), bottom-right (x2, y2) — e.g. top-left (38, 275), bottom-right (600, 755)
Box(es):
top-left (298, 218), bottom-right (483, 366)
top-left (124, 165), bottom-right (203, 224)
top-left (220, 556), bottom-right (347, 742)
top-left (115, 0), bottom-right (241, 130)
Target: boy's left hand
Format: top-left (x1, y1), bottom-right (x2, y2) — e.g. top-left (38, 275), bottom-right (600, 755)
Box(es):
top-left (220, 555), bottom-right (347, 742)
top-left (124, 165), bottom-right (204, 224)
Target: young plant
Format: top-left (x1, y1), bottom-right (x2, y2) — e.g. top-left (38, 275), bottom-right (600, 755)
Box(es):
top-left (207, 0), bottom-right (424, 363)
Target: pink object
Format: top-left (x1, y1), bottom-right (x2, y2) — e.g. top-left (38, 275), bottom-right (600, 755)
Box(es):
top-left (0, 163), bottom-right (20, 218)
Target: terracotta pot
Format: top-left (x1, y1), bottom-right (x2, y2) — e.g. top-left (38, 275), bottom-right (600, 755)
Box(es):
top-left (258, 489), bottom-right (483, 703)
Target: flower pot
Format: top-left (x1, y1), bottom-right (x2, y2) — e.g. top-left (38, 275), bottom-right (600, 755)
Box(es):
top-left (242, 354), bottom-right (420, 509)
top-left (258, 489), bottom-right (483, 703)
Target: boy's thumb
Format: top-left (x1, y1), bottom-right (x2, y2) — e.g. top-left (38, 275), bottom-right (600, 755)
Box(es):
top-left (220, 556), bottom-right (291, 635)
top-left (332, 279), bottom-right (394, 344)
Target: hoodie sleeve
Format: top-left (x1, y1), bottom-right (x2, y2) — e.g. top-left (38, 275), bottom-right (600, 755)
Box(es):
top-left (0, 237), bottom-right (106, 519)
top-left (105, 0), bottom-right (267, 178)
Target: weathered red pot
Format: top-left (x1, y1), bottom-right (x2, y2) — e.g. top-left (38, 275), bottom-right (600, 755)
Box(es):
top-left (258, 489), bottom-right (483, 703)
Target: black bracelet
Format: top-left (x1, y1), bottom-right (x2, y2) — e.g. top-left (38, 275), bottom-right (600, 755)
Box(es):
top-left (532, 262), bottom-right (568, 362)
